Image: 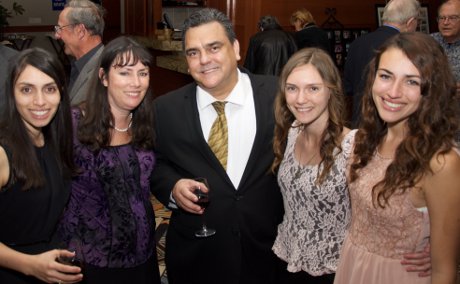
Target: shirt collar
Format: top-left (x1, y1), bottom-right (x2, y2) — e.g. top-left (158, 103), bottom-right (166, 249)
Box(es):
top-left (196, 69), bottom-right (247, 110)
top-left (382, 24), bottom-right (400, 32)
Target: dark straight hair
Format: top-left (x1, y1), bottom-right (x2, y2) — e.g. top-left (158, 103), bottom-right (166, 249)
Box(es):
top-left (77, 35), bottom-right (155, 150)
top-left (1, 47), bottom-right (74, 189)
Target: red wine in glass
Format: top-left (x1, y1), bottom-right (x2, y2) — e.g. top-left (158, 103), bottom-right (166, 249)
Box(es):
top-left (57, 239), bottom-right (85, 270)
top-left (195, 189), bottom-right (210, 209)
top-left (194, 177), bottom-right (216, 237)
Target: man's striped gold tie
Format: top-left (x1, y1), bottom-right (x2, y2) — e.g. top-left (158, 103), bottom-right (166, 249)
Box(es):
top-left (208, 101), bottom-right (228, 170)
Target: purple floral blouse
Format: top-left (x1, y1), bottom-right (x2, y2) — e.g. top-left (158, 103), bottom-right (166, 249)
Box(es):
top-left (59, 109), bottom-right (156, 268)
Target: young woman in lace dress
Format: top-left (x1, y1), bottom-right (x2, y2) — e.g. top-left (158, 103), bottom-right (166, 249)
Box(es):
top-left (271, 48), bottom-right (352, 284)
top-left (334, 32), bottom-right (460, 284)
top-left (58, 36), bottom-right (161, 284)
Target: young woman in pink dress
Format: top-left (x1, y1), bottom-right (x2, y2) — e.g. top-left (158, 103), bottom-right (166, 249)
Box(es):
top-left (334, 32), bottom-right (460, 284)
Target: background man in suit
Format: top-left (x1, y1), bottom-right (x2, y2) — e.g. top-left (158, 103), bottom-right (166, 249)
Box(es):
top-left (244, 15), bottom-right (297, 76)
top-left (343, 0), bottom-right (420, 127)
top-left (0, 45), bottom-right (18, 113)
top-left (151, 8), bottom-right (284, 284)
top-left (55, 0), bottom-right (104, 105)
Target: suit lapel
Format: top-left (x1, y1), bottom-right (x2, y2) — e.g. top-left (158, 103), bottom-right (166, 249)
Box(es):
top-left (238, 74), bottom-right (272, 190)
top-left (70, 47), bottom-right (104, 103)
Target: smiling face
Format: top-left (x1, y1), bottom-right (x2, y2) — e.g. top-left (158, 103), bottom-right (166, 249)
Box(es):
top-left (184, 21), bottom-right (241, 100)
top-left (285, 63), bottom-right (330, 128)
top-left (101, 54), bottom-right (150, 115)
top-left (14, 65), bottom-right (61, 138)
top-left (372, 47), bottom-right (422, 128)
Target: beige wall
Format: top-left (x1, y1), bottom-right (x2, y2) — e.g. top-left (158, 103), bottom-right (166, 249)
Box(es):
top-left (5, 0), bottom-right (61, 26)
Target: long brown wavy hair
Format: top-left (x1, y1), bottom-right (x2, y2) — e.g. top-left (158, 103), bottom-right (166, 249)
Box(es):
top-left (272, 48), bottom-right (346, 184)
top-left (350, 32), bottom-right (459, 207)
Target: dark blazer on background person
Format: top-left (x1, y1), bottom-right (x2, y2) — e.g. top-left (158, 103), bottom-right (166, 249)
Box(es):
top-left (343, 25), bottom-right (399, 127)
top-left (0, 46), bottom-right (18, 113)
top-left (69, 46), bottom-right (103, 105)
top-left (151, 70), bottom-right (284, 284)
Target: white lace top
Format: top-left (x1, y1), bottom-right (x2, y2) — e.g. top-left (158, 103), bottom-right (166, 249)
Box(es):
top-left (272, 126), bottom-right (357, 276)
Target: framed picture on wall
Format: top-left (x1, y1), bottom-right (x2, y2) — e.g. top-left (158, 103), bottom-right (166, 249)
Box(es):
top-left (417, 6), bottom-right (430, 34)
top-left (375, 4), bottom-right (429, 34)
top-left (376, 5), bottom-right (385, 27)
top-left (325, 28), bottom-right (370, 70)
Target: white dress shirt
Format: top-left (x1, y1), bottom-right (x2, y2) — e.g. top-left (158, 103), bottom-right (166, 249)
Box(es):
top-left (196, 70), bottom-right (256, 188)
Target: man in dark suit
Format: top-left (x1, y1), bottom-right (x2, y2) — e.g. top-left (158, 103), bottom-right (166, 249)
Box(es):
top-left (0, 45), bottom-right (18, 113)
top-left (343, 0), bottom-right (420, 127)
top-left (151, 8), bottom-right (284, 284)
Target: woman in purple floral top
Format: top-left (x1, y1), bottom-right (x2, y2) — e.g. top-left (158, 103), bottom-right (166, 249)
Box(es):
top-left (59, 36), bottom-right (160, 284)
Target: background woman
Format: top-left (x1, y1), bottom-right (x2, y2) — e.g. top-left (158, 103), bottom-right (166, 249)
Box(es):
top-left (334, 32), bottom-right (460, 284)
top-left (0, 48), bottom-right (82, 283)
top-left (59, 36), bottom-right (161, 284)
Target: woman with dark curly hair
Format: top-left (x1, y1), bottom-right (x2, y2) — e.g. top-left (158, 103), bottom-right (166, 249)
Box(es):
top-left (334, 32), bottom-right (460, 284)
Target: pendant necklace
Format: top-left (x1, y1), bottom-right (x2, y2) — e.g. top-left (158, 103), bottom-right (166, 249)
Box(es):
top-left (113, 113), bottom-right (133, 132)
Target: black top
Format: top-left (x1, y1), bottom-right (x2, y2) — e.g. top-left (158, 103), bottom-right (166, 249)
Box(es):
top-left (0, 143), bottom-right (70, 283)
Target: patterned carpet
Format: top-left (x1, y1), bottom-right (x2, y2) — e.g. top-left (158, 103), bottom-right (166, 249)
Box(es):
top-left (151, 196), bottom-right (171, 284)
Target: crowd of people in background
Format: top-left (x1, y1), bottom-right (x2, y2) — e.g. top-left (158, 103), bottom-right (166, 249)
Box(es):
top-left (0, 0), bottom-right (459, 283)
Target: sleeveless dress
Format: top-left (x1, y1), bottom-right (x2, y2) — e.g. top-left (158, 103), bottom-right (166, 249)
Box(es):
top-left (272, 126), bottom-right (356, 276)
top-left (334, 151), bottom-right (431, 284)
top-left (0, 144), bottom-right (70, 283)
top-left (58, 109), bottom-right (160, 284)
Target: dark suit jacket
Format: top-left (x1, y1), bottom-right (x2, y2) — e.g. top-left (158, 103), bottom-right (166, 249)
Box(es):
top-left (69, 46), bottom-right (103, 106)
top-left (151, 71), bottom-right (284, 284)
top-left (343, 25), bottom-right (399, 127)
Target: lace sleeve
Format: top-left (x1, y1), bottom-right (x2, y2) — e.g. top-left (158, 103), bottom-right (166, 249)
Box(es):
top-left (341, 129), bottom-right (357, 160)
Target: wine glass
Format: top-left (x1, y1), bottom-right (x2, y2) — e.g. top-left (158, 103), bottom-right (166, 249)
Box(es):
top-left (57, 237), bottom-right (85, 270)
top-left (193, 177), bottom-right (216, 238)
